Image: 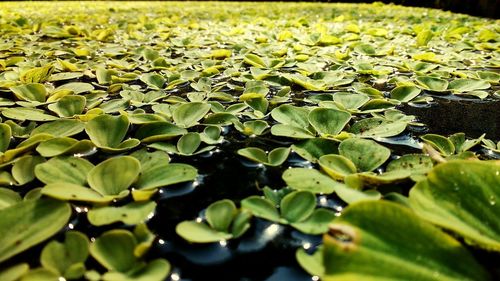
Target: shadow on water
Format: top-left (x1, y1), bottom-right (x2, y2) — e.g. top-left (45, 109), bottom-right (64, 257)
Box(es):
top-left (400, 96), bottom-right (500, 140)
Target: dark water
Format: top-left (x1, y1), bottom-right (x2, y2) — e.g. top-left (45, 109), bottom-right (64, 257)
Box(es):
top-left (401, 95), bottom-right (500, 140)
top-left (146, 138), bottom-right (329, 281)
top-left (4, 91), bottom-right (500, 280)
top-left (144, 93), bottom-right (500, 281)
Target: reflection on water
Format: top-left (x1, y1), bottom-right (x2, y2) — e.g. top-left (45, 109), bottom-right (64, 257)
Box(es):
top-left (152, 218), bottom-right (320, 280)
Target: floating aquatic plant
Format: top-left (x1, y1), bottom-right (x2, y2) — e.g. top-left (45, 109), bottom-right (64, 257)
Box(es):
top-left (0, 1), bottom-right (498, 279)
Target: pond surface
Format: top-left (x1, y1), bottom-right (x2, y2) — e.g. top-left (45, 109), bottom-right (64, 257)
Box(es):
top-left (0, 2), bottom-right (499, 281)
top-left (402, 96), bottom-right (500, 139)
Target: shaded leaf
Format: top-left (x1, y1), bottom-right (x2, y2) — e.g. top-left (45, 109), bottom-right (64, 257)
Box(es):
top-left (0, 199), bottom-right (71, 263)
top-left (339, 138), bottom-right (391, 172)
top-left (88, 201), bottom-right (156, 226)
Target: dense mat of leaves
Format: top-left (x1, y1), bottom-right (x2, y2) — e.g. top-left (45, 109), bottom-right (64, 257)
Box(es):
top-left (0, 1), bottom-right (499, 280)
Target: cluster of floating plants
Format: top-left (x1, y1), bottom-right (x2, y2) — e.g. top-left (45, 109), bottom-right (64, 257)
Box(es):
top-left (0, 1), bottom-right (499, 280)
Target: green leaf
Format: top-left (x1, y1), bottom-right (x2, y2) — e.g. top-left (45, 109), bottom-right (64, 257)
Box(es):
top-left (350, 118), bottom-right (407, 138)
top-left (191, 77), bottom-right (211, 92)
top-left (10, 83), bottom-right (47, 102)
top-left (387, 154), bottom-right (433, 177)
top-left (292, 138), bottom-right (340, 162)
top-left (87, 156), bottom-right (140, 196)
top-left (416, 29), bottom-right (434, 46)
top-left (241, 196), bottom-right (281, 222)
top-left (47, 95), bottom-right (86, 117)
top-left (332, 183), bottom-right (381, 204)
top-left (322, 201), bottom-right (490, 281)
top-left (131, 149), bottom-right (170, 170)
top-left (478, 29), bottom-right (498, 42)
top-left (135, 122), bottom-right (187, 143)
top-left (101, 259), bottom-right (171, 281)
top-left (416, 76), bottom-right (449, 92)
top-left (200, 125), bottom-right (222, 144)
top-left (204, 113), bottom-right (238, 126)
top-left (410, 160), bottom-right (500, 251)
top-left (36, 137), bottom-right (94, 157)
top-left (177, 132), bottom-right (201, 155)
top-left (237, 147), bottom-right (290, 166)
top-left (143, 48), bottom-right (160, 61)
top-left (332, 92), bottom-right (370, 110)
top-left (56, 82), bottom-right (94, 94)
top-left (0, 198), bottom-right (71, 263)
top-left (99, 99), bottom-right (130, 113)
top-left (40, 231), bottom-right (89, 279)
top-left (296, 247), bottom-right (324, 277)
top-left (412, 52), bottom-right (439, 63)
top-left (31, 119), bottom-right (85, 137)
top-left (0, 263), bottom-right (29, 281)
top-left (268, 147), bottom-right (290, 166)
top-left (49, 72), bottom-right (83, 82)
top-left (0, 188), bottom-right (21, 210)
top-left (409, 62), bottom-right (438, 73)
top-left (136, 163), bottom-right (197, 190)
top-left (206, 199), bottom-right (237, 232)
top-left (308, 108), bottom-right (351, 136)
top-left (0, 123), bottom-right (12, 153)
top-left (354, 43), bottom-right (376, 55)
top-left (319, 154), bottom-right (357, 180)
top-left (390, 85), bottom-right (421, 102)
top-left (282, 168), bottom-right (342, 194)
top-left (271, 104), bottom-right (310, 128)
top-left (357, 170), bottom-right (411, 186)
top-left (175, 221), bottom-right (232, 243)
top-left (140, 73), bottom-right (165, 90)
top-left (280, 191), bottom-right (316, 223)
top-left (35, 156), bottom-right (94, 185)
top-left (96, 68), bottom-right (119, 85)
top-left (292, 209), bottom-right (337, 235)
top-left (449, 133), bottom-right (483, 153)
top-left (339, 138), bottom-right (391, 172)
top-left (88, 201), bottom-right (156, 226)
top-left (12, 155), bottom-right (45, 185)
top-left (237, 147), bottom-right (268, 163)
top-left (360, 99), bottom-right (399, 112)
top-left (172, 102), bottom-right (211, 128)
top-left (244, 54), bottom-right (267, 68)
top-left (478, 71), bottom-right (500, 83)
top-left (19, 268), bottom-right (59, 281)
top-left (271, 124), bottom-right (315, 139)
top-left (244, 95), bottom-right (268, 114)
top-left (133, 224), bottom-right (155, 258)
top-left (85, 114), bottom-right (139, 152)
top-left (42, 182), bottom-right (113, 203)
top-left (0, 134), bottom-right (52, 163)
top-left (90, 230), bottom-right (137, 272)
top-left (20, 64), bottom-right (54, 83)
top-left (421, 134), bottom-right (455, 156)
top-left (456, 90), bottom-right (489, 99)
top-left (2, 107), bottom-right (58, 121)
top-left (127, 113), bottom-right (165, 124)
top-left (243, 80), bottom-right (269, 96)
top-left (231, 210), bottom-right (252, 238)
top-left (448, 79), bottom-right (490, 92)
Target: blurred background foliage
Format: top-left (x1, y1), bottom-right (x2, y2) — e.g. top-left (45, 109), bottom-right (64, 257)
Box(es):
top-left (331, 0), bottom-right (499, 18)
top-left (13, 0), bottom-right (499, 18)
